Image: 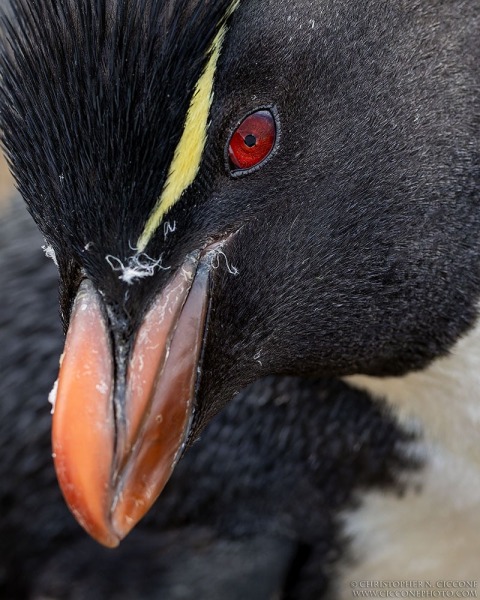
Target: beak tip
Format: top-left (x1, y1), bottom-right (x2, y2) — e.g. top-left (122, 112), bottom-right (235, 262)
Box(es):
top-left (98, 534), bottom-right (121, 550)
top-left (69, 507), bottom-right (122, 549)
top-left (82, 515), bottom-right (124, 549)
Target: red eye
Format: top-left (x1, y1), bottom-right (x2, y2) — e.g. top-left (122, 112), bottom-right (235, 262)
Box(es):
top-left (228, 110), bottom-right (277, 172)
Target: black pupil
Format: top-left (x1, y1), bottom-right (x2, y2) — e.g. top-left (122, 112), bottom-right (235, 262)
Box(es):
top-left (244, 134), bottom-right (257, 148)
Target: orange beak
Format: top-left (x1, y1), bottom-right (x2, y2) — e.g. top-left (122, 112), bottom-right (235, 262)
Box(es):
top-left (51, 252), bottom-right (211, 548)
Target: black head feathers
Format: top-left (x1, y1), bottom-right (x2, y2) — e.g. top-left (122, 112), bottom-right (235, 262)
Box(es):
top-left (0, 0), bottom-right (235, 266)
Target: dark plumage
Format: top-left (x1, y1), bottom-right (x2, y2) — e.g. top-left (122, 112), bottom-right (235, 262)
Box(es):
top-left (0, 0), bottom-right (479, 595)
top-left (1, 199), bottom-right (412, 598)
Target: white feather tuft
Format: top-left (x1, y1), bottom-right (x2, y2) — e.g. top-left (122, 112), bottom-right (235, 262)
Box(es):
top-left (48, 379), bottom-right (59, 415)
top-left (105, 252), bottom-right (170, 285)
top-left (42, 242), bottom-right (58, 266)
top-left (210, 248), bottom-right (239, 276)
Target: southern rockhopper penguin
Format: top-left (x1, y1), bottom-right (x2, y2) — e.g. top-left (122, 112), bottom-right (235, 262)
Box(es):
top-left (0, 0), bottom-right (479, 594)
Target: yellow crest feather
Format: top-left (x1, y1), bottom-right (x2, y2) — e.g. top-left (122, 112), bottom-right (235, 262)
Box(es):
top-left (137, 1), bottom-right (239, 251)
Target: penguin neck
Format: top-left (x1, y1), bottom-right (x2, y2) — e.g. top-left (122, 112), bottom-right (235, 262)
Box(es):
top-left (338, 316), bottom-right (480, 581)
top-left (346, 317), bottom-right (480, 470)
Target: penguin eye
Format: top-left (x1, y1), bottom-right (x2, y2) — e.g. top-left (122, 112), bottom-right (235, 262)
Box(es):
top-left (228, 110), bottom-right (277, 174)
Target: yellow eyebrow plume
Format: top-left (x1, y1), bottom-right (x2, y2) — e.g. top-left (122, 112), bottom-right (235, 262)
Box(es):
top-left (137, 2), bottom-right (239, 251)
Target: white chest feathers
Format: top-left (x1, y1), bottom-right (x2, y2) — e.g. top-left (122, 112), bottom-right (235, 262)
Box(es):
top-left (336, 319), bottom-right (480, 589)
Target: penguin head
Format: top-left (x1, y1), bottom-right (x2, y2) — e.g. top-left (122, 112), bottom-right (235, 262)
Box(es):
top-left (1, 0), bottom-right (479, 546)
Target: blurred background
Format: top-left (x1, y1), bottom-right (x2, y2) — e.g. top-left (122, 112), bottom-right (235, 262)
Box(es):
top-left (0, 151), bottom-right (14, 207)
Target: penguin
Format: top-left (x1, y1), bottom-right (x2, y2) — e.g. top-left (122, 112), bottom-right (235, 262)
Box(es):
top-left (0, 0), bottom-right (479, 595)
